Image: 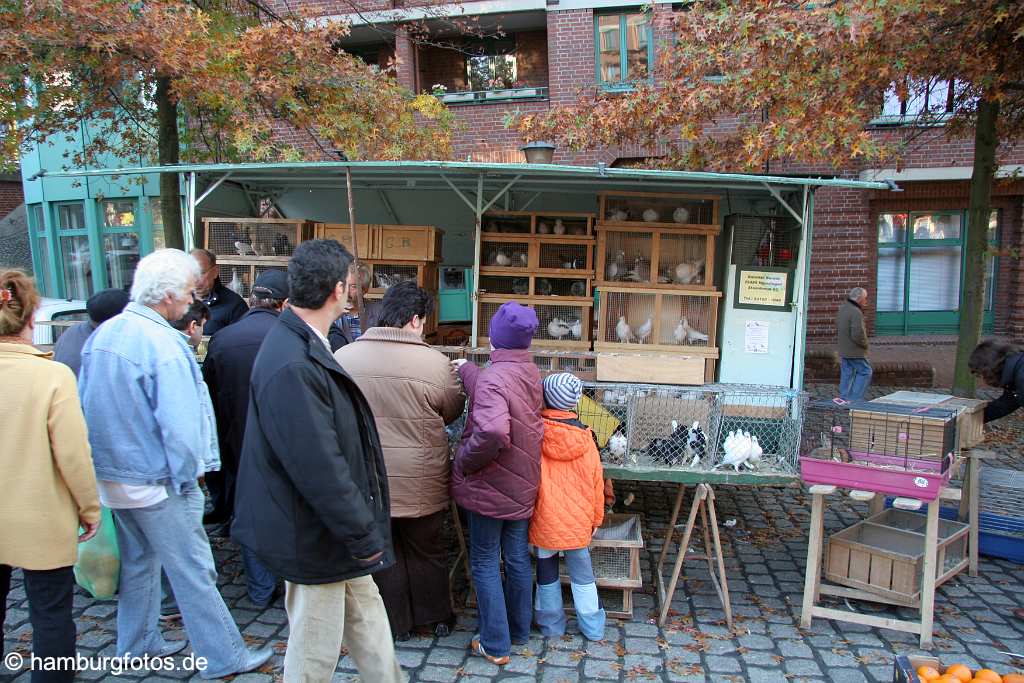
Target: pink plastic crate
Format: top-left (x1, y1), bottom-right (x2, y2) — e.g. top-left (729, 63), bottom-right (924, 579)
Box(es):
top-left (799, 455), bottom-right (953, 501)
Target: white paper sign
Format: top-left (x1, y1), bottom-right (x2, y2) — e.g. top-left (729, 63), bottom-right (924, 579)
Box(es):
top-left (744, 320), bottom-right (769, 354)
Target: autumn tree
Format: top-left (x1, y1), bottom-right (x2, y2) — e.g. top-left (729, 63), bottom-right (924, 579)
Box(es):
top-left (516, 0), bottom-right (1024, 396)
top-left (0, 0), bottom-right (456, 249)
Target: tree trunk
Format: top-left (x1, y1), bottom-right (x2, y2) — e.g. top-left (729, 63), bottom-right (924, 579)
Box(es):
top-left (952, 97), bottom-right (1000, 397)
top-left (155, 75), bottom-right (184, 250)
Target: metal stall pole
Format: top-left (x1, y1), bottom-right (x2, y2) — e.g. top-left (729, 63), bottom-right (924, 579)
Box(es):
top-left (185, 171), bottom-right (197, 252)
top-left (791, 188), bottom-right (815, 391)
top-left (345, 167), bottom-right (365, 317)
top-left (470, 174), bottom-right (483, 347)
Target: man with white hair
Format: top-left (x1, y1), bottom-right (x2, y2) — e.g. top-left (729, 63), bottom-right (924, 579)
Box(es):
top-left (79, 248), bottom-right (272, 679)
top-left (836, 286), bottom-right (872, 401)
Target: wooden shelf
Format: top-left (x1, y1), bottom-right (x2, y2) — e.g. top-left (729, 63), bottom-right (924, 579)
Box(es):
top-left (483, 210), bottom-right (596, 237)
top-left (595, 286), bottom-right (721, 354)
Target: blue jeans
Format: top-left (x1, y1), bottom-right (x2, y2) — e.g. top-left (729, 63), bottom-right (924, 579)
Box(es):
top-left (534, 547), bottom-right (606, 641)
top-left (241, 547), bottom-right (278, 606)
top-left (113, 485), bottom-right (248, 679)
top-left (839, 358), bottom-right (873, 401)
top-left (467, 512), bottom-right (531, 657)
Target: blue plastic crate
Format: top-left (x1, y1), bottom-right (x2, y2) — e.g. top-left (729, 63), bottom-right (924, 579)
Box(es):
top-left (884, 499), bottom-right (1024, 564)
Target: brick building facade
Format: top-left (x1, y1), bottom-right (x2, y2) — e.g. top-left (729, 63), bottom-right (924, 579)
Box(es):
top-left (0, 176), bottom-right (24, 221)
top-left (273, 0), bottom-right (1024, 340)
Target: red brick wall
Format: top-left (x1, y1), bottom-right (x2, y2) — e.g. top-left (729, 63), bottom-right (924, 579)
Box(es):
top-left (0, 181), bottom-right (24, 220)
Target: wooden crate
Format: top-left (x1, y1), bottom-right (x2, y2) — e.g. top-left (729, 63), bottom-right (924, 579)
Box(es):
top-left (849, 406), bottom-right (957, 461)
top-left (599, 191), bottom-right (720, 230)
top-left (478, 273), bottom-right (592, 298)
top-left (316, 223), bottom-right (443, 261)
top-left (825, 508), bottom-right (969, 604)
top-left (562, 585), bottom-right (634, 621)
top-left (595, 352), bottom-right (710, 385)
top-left (480, 236), bottom-right (532, 271)
top-left (203, 217), bottom-right (314, 259)
top-left (869, 392), bottom-right (986, 452)
top-left (595, 286), bottom-right (721, 356)
top-left (477, 295), bottom-right (593, 349)
top-left (596, 225), bottom-right (718, 290)
top-left (215, 257), bottom-right (288, 300)
top-left (558, 514), bottom-right (644, 589)
top-left (483, 210), bottom-right (595, 237)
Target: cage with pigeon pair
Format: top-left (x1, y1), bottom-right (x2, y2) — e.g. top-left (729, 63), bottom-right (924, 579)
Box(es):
top-left (476, 296), bottom-right (593, 350)
top-left (575, 382), bottom-right (803, 478)
top-left (203, 217), bottom-right (315, 259)
top-left (798, 399), bottom-right (959, 501)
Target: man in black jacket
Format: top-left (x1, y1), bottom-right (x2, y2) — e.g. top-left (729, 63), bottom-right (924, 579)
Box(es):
top-left (191, 248), bottom-right (248, 335)
top-left (232, 240), bottom-right (403, 683)
top-left (203, 269), bottom-right (288, 607)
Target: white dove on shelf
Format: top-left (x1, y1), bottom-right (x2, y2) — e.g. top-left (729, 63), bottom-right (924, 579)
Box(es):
top-left (547, 318), bottom-right (573, 339)
top-left (493, 250), bottom-right (512, 267)
top-left (562, 258), bottom-right (579, 269)
top-left (234, 240), bottom-right (256, 256)
top-left (615, 316), bottom-right (632, 343)
top-left (677, 317), bottom-right (709, 345)
top-left (673, 258), bottom-right (705, 285)
top-left (716, 431), bottom-right (753, 472)
top-left (553, 219), bottom-right (566, 235)
top-left (569, 319), bottom-right (582, 339)
top-left (228, 269), bottom-right (244, 295)
top-left (517, 252), bottom-right (528, 267)
top-left (748, 435), bottom-right (763, 465)
top-left (605, 250), bottom-right (626, 281)
top-left (635, 317), bottom-right (653, 344)
top-left (673, 319), bottom-right (687, 345)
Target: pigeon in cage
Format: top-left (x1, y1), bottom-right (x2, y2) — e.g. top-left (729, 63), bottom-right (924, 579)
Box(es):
top-left (491, 250), bottom-right (512, 267)
top-left (569, 319), bottom-right (582, 339)
top-left (605, 430), bottom-right (628, 464)
top-left (570, 281), bottom-right (587, 298)
top-left (227, 269), bottom-right (244, 295)
top-left (673, 258), bottom-right (705, 285)
top-left (562, 258), bottom-right (579, 270)
top-left (547, 317), bottom-right (573, 339)
top-left (608, 208), bottom-right (629, 221)
top-left (251, 241), bottom-right (266, 257)
top-left (375, 272), bottom-right (396, 289)
top-left (635, 317), bottom-right (653, 344)
top-left (517, 252), bottom-right (529, 267)
top-left (808, 431), bottom-right (850, 463)
top-left (615, 316), bottom-right (632, 343)
top-left (675, 317), bottom-right (709, 345)
top-left (272, 233), bottom-right (291, 255)
top-left (535, 278), bottom-right (553, 296)
top-left (553, 219), bottom-right (566, 235)
top-left (748, 435), bottom-right (763, 465)
top-left (512, 278), bottom-right (529, 295)
top-left (716, 430), bottom-right (754, 472)
top-left (605, 250), bottom-right (626, 281)
top-left (687, 421), bottom-right (707, 467)
top-left (537, 221), bottom-right (551, 235)
top-left (234, 240), bottom-right (256, 256)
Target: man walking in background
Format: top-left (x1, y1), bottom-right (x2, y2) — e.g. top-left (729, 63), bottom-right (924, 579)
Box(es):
top-left (203, 270), bottom-right (289, 606)
top-left (233, 240), bottom-right (403, 683)
top-left (837, 286), bottom-right (872, 401)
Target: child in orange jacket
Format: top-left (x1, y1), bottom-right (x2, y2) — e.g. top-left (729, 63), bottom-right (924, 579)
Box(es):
top-left (529, 373), bottom-right (607, 640)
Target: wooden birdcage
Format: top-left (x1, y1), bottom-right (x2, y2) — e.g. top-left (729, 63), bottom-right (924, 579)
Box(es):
top-left (476, 295), bottom-right (592, 350)
top-left (595, 286), bottom-right (721, 355)
top-left (216, 258), bottom-right (288, 300)
top-left (202, 217), bottom-right (314, 259)
top-left (316, 223), bottom-right (443, 261)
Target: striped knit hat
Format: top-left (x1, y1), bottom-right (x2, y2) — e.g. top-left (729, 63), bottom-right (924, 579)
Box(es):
top-left (542, 372), bottom-right (582, 411)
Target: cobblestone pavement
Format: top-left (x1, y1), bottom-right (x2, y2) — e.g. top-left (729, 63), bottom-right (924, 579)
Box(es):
top-left (4, 385), bottom-right (1023, 682)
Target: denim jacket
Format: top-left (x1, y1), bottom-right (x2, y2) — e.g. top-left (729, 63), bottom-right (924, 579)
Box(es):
top-left (79, 302), bottom-right (220, 491)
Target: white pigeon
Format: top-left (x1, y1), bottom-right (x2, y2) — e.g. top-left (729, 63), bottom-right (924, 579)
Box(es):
top-left (516, 252), bottom-right (528, 267)
top-left (569, 319), bottom-right (582, 339)
top-left (608, 431), bottom-right (628, 462)
top-left (673, 319), bottom-right (687, 345)
top-left (682, 317), bottom-right (709, 344)
top-left (615, 316), bottom-right (632, 343)
top-left (494, 250), bottom-right (512, 267)
top-left (635, 317), bottom-right (653, 344)
top-left (748, 435), bottom-right (763, 464)
top-left (553, 219), bottom-right (566, 235)
top-left (562, 259), bottom-right (578, 270)
top-left (251, 242), bottom-right (265, 257)
top-left (723, 430), bottom-right (737, 454)
top-left (717, 432), bottom-right (752, 472)
top-left (537, 221), bottom-right (551, 235)
top-left (234, 240), bottom-right (256, 256)
top-left (605, 250), bottom-right (625, 280)
top-left (228, 269), bottom-right (243, 295)
top-left (547, 317), bottom-right (572, 339)
top-left (673, 258), bottom-right (705, 285)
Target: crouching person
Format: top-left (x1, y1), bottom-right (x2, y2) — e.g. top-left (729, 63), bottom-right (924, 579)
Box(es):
top-left (530, 373), bottom-right (607, 641)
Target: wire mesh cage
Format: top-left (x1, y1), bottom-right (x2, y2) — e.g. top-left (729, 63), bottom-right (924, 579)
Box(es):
top-left (559, 514), bottom-right (644, 589)
top-left (537, 241), bottom-right (593, 272)
top-left (599, 192), bottom-right (717, 227)
top-left (598, 290), bottom-right (657, 345)
top-left (203, 218), bottom-right (313, 258)
top-left (367, 261), bottom-right (434, 293)
top-left (535, 214), bottom-right (591, 236)
top-left (483, 213), bottom-right (532, 235)
top-left (656, 291), bottom-right (718, 348)
top-left (727, 214), bottom-right (800, 269)
top-left (599, 231), bottom-right (653, 284)
top-left (799, 399), bottom-right (957, 500)
top-left (658, 232), bottom-right (711, 287)
top-left (479, 274), bottom-right (530, 296)
top-left (714, 386), bottom-right (803, 473)
top-left (532, 301), bottom-right (592, 348)
top-left (481, 238), bottom-right (531, 269)
top-left (536, 276), bottom-right (590, 298)
top-left (217, 260), bottom-right (288, 300)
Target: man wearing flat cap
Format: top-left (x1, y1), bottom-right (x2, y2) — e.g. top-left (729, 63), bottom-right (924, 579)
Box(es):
top-left (53, 288), bottom-right (131, 377)
top-left (201, 269), bottom-right (288, 606)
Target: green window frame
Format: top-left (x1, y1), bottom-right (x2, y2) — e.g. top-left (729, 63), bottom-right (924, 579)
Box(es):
top-left (594, 10), bottom-right (654, 91)
top-left (98, 198), bottom-right (143, 291)
top-left (53, 200), bottom-right (98, 300)
top-left (875, 209), bottom-right (998, 335)
top-left (27, 203), bottom-right (56, 297)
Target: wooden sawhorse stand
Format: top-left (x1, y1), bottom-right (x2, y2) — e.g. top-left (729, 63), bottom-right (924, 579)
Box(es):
top-left (656, 483), bottom-right (732, 628)
top-left (799, 483), bottom-right (967, 649)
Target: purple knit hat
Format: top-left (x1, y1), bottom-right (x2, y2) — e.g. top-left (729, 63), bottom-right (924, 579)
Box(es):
top-left (488, 301), bottom-right (538, 350)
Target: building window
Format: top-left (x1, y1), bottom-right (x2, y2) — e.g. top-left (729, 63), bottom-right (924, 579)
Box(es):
top-left (875, 209), bottom-right (998, 335)
top-left (149, 197), bottom-right (167, 250)
top-left (876, 78), bottom-right (958, 125)
top-left (28, 204), bottom-right (54, 296)
top-left (595, 11), bottom-right (652, 90)
top-left (55, 201), bottom-right (93, 300)
top-left (100, 199), bottom-right (141, 291)
top-left (465, 39), bottom-right (518, 91)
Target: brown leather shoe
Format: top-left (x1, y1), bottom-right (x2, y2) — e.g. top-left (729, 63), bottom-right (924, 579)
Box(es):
top-left (470, 637), bottom-right (510, 665)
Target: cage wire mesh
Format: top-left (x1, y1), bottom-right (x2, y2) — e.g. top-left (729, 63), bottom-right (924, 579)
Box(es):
top-left (602, 291), bottom-right (656, 344)
top-left (203, 219), bottom-right (307, 258)
top-left (482, 240), bottom-right (530, 268)
top-left (371, 263), bottom-right (419, 290)
top-left (539, 243), bottom-right (589, 271)
top-left (537, 215), bottom-right (590, 236)
top-left (727, 214), bottom-right (801, 269)
top-left (978, 467), bottom-right (1024, 518)
top-left (800, 400), bottom-right (956, 474)
top-left (538, 277), bottom-right (588, 298)
top-left (479, 274), bottom-right (529, 296)
top-left (534, 302), bottom-right (589, 343)
top-left (483, 214), bottom-right (531, 234)
top-left (657, 293), bottom-right (714, 347)
top-left (658, 232), bottom-right (708, 285)
top-left (602, 231), bottom-right (653, 283)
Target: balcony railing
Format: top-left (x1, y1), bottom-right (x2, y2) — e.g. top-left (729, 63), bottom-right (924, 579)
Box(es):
top-left (439, 86), bottom-right (548, 105)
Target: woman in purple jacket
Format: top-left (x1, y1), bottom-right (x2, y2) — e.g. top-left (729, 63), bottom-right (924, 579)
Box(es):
top-left (452, 302), bottom-right (544, 665)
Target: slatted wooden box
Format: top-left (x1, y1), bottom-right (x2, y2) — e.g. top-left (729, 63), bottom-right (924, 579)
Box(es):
top-left (599, 191), bottom-right (719, 229)
top-left (316, 223), bottom-right (443, 261)
top-left (596, 225), bottom-right (717, 290)
top-left (825, 508), bottom-right (969, 604)
top-left (203, 217), bottom-right (314, 259)
top-left (595, 352), bottom-right (713, 385)
top-left (478, 273), bottom-right (591, 299)
top-left (595, 286), bottom-right (721, 356)
top-left (849, 405), bottom-right (957, 462)
top-left (477, 295), bottom-right (592, 349)
top-left (483, 211), bottom-right (594, 237)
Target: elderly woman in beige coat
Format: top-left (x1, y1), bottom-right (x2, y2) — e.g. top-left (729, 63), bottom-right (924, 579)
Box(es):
top-left (335, 281), bottom-right (465, 641)
top-left (0, 270), bottom-right (101, 682)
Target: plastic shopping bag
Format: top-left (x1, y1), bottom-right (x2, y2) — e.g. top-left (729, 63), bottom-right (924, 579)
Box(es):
top-left (73, 507), bottom-right (120, 599)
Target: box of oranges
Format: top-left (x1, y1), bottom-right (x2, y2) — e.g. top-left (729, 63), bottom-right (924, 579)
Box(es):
top-left (894, 655), bottom-right (1023, 683)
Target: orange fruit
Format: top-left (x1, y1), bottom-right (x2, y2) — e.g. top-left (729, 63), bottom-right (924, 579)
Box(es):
top-left (947, 664), bottom-right (974, 682)
top-left (974, 670), bottom-right (1002, 683)
top-left (919, 666), bottom-right (942, 680)
top-left (1001, 675), bottom-right (1024, 683)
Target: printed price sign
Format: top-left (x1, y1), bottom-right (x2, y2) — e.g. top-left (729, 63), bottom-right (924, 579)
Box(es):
top-left (734, 267), bottom-right (793, 310)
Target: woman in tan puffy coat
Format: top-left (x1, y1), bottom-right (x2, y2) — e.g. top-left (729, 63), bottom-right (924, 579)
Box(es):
top-left (0, 270), bottom-right (101, 681)
top-left (529, 373), bottom-right (607, 641)
top-left (334, 281), bottom-right (465, 640)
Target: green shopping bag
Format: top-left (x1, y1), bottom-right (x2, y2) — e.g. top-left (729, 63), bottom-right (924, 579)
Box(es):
top-left (73, 507), bottom-right (120, 599)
